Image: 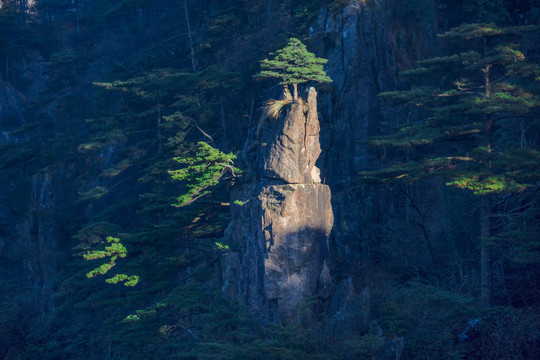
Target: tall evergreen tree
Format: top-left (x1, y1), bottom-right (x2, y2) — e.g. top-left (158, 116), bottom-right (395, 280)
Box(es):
top-left (361, 23), bottom-right (540, 306)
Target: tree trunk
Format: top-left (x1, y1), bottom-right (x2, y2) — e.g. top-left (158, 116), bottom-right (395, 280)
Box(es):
top-left (480, 195), bottom-right (491, 307)
top-left (480, 55), bottom-right (493, 307)
top-left (157, 99), bottom-right (162, 154)
top-left (184, 0), bottom-right (197, 71)
top-left (480, 117), bottom-right (493, 307)
top-left (483, 64), bottom-right (491, 99)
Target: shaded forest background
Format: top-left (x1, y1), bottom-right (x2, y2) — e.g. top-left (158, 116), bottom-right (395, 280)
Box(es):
top-left (0, 0), bottom-right (539, 359)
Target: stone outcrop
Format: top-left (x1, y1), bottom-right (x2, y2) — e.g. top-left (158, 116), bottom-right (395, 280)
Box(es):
top-left (225, 88), bottom-right (334, 325)
top-left (259, 88), bottom-right (322, 184)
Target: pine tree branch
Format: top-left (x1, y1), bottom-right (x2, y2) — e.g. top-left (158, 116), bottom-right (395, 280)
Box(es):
top-left (193, 122), bottom-right (215, 145)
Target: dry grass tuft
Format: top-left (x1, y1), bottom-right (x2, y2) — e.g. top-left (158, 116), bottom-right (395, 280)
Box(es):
top-left (262, 98), bottom-right (293, 120)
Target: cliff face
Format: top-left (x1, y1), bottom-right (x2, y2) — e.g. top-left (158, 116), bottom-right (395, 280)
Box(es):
top-left (315, 0), bottom-right (438, 282)
top-left (1, 60), bottom-right (68, 315)
top-left (0, 168), bottom-right (68, 314)
top-left (0, 0), bottom-right (440, 325)
top-left (0, 0), bottom-right (433, 335)
top-left (318, 0), bottom-right (399, 182)
top-left (1, 1), bottom-right (539, 357)
top-left (225, 88), bottom-right (334, 325)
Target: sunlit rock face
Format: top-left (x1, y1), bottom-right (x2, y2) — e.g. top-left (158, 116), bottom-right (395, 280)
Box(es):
top-left (261, 184), bottom-right (333, 324)
top-left (259, 88), bottom-right (322, 184)
top-left (225, 88), bottom-right (334, 325)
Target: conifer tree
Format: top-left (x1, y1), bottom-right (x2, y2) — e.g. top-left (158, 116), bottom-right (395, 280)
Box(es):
top-left (360, 23), bottom-right (540, 306)
top-left (255, 38), bottom-right (332, 100)
top-left (169, 141), bottom-right (240, 207)
top-left (93, 69), bottom-right (193, 154)
top-left (83, 236), bottom-right (140, 287)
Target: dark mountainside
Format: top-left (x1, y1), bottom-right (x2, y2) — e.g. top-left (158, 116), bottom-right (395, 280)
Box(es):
top-left (1, 0), bottom-right (539, 359)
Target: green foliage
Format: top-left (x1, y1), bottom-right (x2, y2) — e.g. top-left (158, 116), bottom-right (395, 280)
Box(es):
top-left (255, 38), bottom-right (332, 99)
top-left (0, 3), bottom-right (44, 82)
top-left (3, 1), bottom-right (538, 359)
top-left (78, 186), bottom-right (109, 201)
top-left (378, 86), bottom-right (435, 105)
top-left (72, 222), bottom-right (123, 251)
top-left (492, 190), bottom-right (540, 266)
top-left (1, 1), bottom-right (274, 358)
top-left (106, 274), bottom-right (140, 287)
top-left (84, 236), bottom-right (139, 286)
top-left (46, 51), bottom-right (95, 96)
top-left (462, 0), bottom-right (508, 24)
top-left (169, 141), bottom-right (241, 207)
top-left (362, 20), bottom-right (540, 310)
top-left (458, 307), bottom-right (540, 359)
top-left (83, 236), bottom-right (127, 261)
top-left (214, 242), bottom-right (230, 251)
top-left (446, 174), bottom-right (525, 195)
top-left (342, 334), bottom-right (384, 360)
top-left (362, 22), bottom-right (540, 193)
top-left (438, 23), bottom-right (540, 41)
top-left (93, 68), bottom-right (190, 100)
top-left (374, 281), bottom-right (477, 359)
top-left (359, 157), bottom-right (456, 183)
top-left (30, 282), bottom-right (340, 360)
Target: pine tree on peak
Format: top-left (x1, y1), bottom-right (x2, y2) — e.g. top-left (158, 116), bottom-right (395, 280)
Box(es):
top-left (255, 38), bottom-right (332, 101)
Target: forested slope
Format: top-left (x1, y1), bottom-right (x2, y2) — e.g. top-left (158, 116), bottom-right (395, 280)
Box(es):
top-left (0, 1), bottom-right (539, 359)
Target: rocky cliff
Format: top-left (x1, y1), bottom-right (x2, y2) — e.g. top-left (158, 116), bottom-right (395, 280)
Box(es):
top-left (1, 67), bottom-right (68, 316)
top-left (1, 0), bottom-right (539, 357)
top-left (225, 88), bottom-right (334, 325)
top-left (317, 0), bottom-right (406, 280)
